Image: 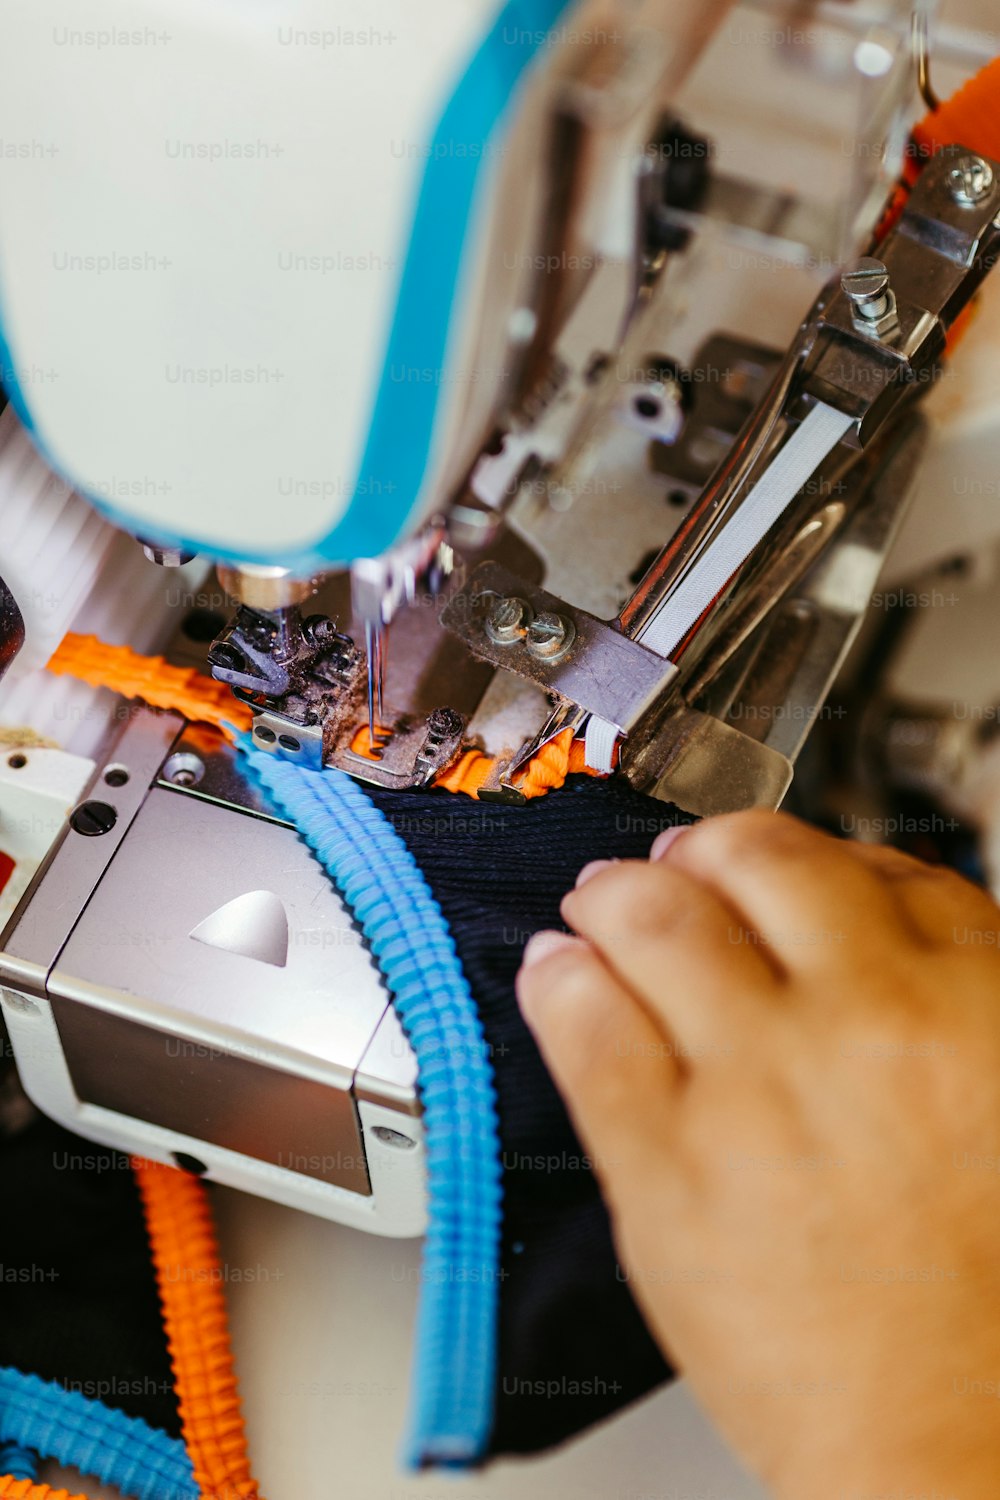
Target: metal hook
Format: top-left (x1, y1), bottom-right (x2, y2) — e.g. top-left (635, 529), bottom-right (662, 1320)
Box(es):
top-left (911, 9), bottom-right (940, 112)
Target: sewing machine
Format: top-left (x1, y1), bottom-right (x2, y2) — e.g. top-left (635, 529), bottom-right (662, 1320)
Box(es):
top-left (1, 0), bottom-right (998, 1240)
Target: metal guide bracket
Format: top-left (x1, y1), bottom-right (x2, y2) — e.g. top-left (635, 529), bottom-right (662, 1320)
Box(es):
top-left (440, 562), bottom-right (677, 732)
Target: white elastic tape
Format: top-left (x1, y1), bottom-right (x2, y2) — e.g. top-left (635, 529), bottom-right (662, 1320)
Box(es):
top-left (582, 401), bottom-right (854, 769)
top-left (637, 401), bottom-right (854, 657)
top-left (583, 714), bottom-right (620, 775)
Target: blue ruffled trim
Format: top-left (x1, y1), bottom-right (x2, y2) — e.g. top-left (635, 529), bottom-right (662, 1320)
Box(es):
top-left (240, 746), bottom-right (503, 1468)
top-left (0, 1367), bottom-right (196, 1500)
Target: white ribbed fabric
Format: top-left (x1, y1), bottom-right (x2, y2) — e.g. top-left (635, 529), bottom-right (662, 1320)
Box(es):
top-left (584, 401), bottom-right (855, 771)
top-left (0, 402), bottom-right (117, 675)
top-left (0, 405), bottom-right (209, 753)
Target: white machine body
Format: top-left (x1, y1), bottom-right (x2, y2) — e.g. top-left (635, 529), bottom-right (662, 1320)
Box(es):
top-left (0, 0), bottom-right (701, 569)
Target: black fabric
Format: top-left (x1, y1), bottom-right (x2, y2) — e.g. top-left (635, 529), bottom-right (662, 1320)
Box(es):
top-left (366, 774), bottom-right (694, 1455)
top-left (0, 1059), bottom-right (182, 1436)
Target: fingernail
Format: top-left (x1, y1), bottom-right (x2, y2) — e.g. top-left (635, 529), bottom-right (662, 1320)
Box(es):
top-left (651, 825), bottom-right (691, 861)
top-left (521, 930), bottom-right (579, 969)
top-left (576, 858), bottom-right (614, 888)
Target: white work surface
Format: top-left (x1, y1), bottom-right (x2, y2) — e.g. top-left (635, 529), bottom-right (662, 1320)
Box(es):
top-left (217, 1189), bottom-right (767, 1500)
top-left (46, 1181), bottom-right (766, 1500)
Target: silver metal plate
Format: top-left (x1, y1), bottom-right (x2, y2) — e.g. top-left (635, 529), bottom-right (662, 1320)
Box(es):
top-left (441, 562), bottom-right (677, 731)
top-left (51, 787), bottom-right (391, 1085)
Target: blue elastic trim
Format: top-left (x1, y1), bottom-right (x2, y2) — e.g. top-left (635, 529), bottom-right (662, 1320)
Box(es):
top-left (0, 0), bottom-right (574, 570)
top-left (0, 1368), bottom-right (197, 1500)
top-left (239, 744), bottom-right (503, 1469)
top-left (0, 1440), bottom-right (38, 1481)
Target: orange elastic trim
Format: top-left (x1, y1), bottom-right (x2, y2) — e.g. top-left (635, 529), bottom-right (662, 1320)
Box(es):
top-left (435, 728), bottom-right (610, 798)
top-left (347, 723), bottom-right (605, 796)
top-left (520, 727), bottom-right (606, 795)
top-left (0, 1482), bottom-right (92, 1500)
top-left (46, 636), bottom-right (252, 739)
top-left (878, 54), bottom-right (1000, 254)
top-left (433, 746), bottom-right (496, 797)
top-left (907, 57), bottom-right (1000, 352)
top-left (133, 1160), bottom-right (261, 1500)
top-left (347, 724), bottom-right (392, 762)
top-left (912, 55), bottom-right (1000, 170)
top-left (50, 632), bottom-right (607, 800)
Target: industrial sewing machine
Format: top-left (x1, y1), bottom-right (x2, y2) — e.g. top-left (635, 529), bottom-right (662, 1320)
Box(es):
top-left (0, 0), bottom-right (998, 1232)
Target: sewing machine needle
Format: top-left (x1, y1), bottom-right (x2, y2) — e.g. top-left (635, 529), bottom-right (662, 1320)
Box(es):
top-left (365, 620), bottom-right (377, 751)
top-left (365, 619), bottom-right (388, 752)
top-left (375, 626), bottom-right (386, 727)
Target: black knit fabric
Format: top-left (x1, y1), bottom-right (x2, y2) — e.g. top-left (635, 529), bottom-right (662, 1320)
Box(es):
top-left (366, 774), bottom-right (694, 1455)
top-left (0, 1074), bottom-right (181, 1435)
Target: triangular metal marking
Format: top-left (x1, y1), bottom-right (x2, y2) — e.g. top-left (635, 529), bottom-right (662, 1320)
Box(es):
top-left (189, 890), bottom-right (290, 968)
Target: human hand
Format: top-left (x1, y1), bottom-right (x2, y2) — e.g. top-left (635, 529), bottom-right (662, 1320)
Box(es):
top-left (516, 811), bottom-right (1000, 1499)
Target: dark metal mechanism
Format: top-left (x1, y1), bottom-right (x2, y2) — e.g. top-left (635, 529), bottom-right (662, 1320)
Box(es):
top-left (0, 575), bottom-right (24, 684)
top-left (204, 142), bottom-right (1000, 814)
top-left (208, 605), bottom-right (366, 755)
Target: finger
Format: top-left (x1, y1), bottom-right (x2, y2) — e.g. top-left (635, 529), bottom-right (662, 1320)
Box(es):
top-left (829, 841), bottom-right (949, 944)
top-left (560, 858), bottom-right (783, 1057)
top-left (846, 840), bottom-right (963, 895)
top-left (516, 931), bottom-right (685, 1208)
top-left (660, 810), bottom-right (912, 977)
top-left (850, 842), bottom-right (1000, 947)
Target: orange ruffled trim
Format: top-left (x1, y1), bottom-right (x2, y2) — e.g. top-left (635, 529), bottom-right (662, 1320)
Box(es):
top-left (912, 55), bottom-right (1000, 175)
top-left (351, 723), bottom-right (607, 798)
top-left (878, 53), bottom-right (1000, 307)
top-left (0, 1483), bottom-right (92, 1500)
top-left (434, 727), bottom-right (604, 799)
top-left (46, 635), bottom-right (252, 739)
top-left (51, 632), bottom-right (606, 800)
top-left (133, 1159), bottom-right (261, 1500)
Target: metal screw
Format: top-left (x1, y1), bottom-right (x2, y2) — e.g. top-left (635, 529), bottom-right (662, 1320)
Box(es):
top-left (69, 800), bottom-right (118, 837)
top-left (162, 751), bottom-right (206, 787)
top-left (484, 595), bottom-right (532, 646)
top-left (948, 155), bottom-right (994, 206)
top-left (302, 614), bottom-right (338, 648)
top-left (426, 707), bottom-right (464, 739)
top-left (525, 611), bottom-right (575, 661)
top-left (841, 257), bottom-right (891, 320)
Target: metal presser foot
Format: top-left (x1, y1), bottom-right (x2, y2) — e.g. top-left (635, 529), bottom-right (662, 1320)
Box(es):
top-left (206, 526), bottom-right (467, 789)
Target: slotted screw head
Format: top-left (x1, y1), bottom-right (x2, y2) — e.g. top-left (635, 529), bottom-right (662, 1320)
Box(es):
top-left (526, 611), bottom-right (575, 661)
top-left (841, 257), bottom-right (890, 306)
top-left (948, 155), bottom-right (994, 205)
top-left (485, 595), bottom-right (532, 645)
top-left (70, 800), bottom-right (118, 836)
